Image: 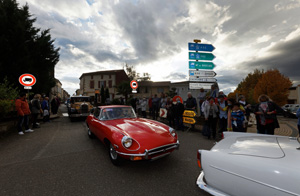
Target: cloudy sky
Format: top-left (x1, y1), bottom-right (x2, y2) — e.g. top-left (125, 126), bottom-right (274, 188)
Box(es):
top-left (18, 0), bottom-right (300, 95)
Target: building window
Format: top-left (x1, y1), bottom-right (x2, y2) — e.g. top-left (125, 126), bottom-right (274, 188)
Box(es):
top-left (101, 75), bottom-right (103, 79)
top-left (98, 81), bottom-right (100, 88)
top-left (90, 81), bottom-right (94, 89)
top-left (91, 75), bottom-right (93, 79)
top-left (109, 80), bottom-right (112, 88)
top-left (145, 87), bottom-right (148, 93)
top-left (109, 74), bottom-right (111, 79)
top-left (157, 88), bottom-right (164, 93)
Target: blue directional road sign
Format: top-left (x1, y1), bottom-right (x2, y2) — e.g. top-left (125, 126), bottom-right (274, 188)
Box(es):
top-left (189, 61), bottom-right (215, 70)
top-left (189, 52), bottom-right (215, 61)
top-left (188, 43), bottom-right (215, 52)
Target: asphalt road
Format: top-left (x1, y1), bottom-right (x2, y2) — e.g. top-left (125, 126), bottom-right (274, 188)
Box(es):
top-left (0, 105), bottom-right (214, 196)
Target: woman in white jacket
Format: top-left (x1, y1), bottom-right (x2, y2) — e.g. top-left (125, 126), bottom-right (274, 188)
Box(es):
top-left (204, 97), bottom-right (219, 139)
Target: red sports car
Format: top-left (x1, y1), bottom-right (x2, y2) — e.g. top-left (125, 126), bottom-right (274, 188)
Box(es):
top-left (86, 105), bottom-right (179, 165)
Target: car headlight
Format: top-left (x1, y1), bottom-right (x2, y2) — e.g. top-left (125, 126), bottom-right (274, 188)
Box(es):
top-left (169, 127), bottom-right (176, 137)
top-left (122, 136), bottom-right (132, 148)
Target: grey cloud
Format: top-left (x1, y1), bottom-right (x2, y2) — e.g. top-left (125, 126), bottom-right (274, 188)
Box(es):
top-left (60, 76), bottom-right (80, 83)
top-left (165, 72), bottom-right (187, 81)
top-left (245, 35), bottom-right (300, 82)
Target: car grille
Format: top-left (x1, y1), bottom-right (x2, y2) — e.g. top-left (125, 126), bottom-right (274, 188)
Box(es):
top-left (146, 143), bottom-right (179, 159)
top-left (80, 104), bottom-right (89, 113)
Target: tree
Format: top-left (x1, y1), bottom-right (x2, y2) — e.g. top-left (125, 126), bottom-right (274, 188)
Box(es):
top-left (105, 88), bottom-right (110, 99)
top-left (125, 63), bottom-right (151, 81)
top-left (235, 69), bottom-right (264, 104)
top-left (254, 69), bottom-right (292, 106)
top-left (0, 0), bottom-right (59, 95)
top-left (115, 81), bottom-right (131, 104)
top-left (100, 85), bottom-right (105, 104)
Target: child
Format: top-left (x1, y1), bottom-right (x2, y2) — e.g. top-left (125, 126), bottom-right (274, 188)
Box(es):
top-left (231, 103), bottom-right (245, 132)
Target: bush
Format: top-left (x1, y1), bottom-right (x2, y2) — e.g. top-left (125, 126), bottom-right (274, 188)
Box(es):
top-left (0, 78), bottom-right (19, 120)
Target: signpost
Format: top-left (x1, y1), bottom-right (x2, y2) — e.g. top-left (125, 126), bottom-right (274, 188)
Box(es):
top-left (19, 73), bottom-right (36, 90)
top-left (130, 80), bottom-right (138, 93)
top-left (189, 70), bottom-right (217, 77)
top-left (189, 61), bottom-right (215, 70)
top-left (183, 117), bottom-right (196, 124)
top-left (159, 108), bottom-right (167, 118)
top-left (188, 40), bottom-right (217, 93)
top-left (183, 110), bottom-right (196, 117)
top-left (189, 83), bottom-right (214, 89)
top-left (189, 77), bottom-right (217, 82)
top-left (189, 52), bottom-right (215, 61)
top-left (188, 43), bottom-right (215, 52)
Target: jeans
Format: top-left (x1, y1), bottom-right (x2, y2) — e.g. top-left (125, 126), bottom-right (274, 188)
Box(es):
top-left (206, 116), bottom-right (217, 138)
top-left (17, 115), bottom-right (29, 132)
top-left (218, 117), bottom-right (227, 133)
top-left (175, 116), bottom-right (184, 131)
top-left (31, 113), bottom-right (39, 127)
top-left (257, 123), bottom-right (275, 135)
top-left (298, 125), bottom-right (300, 136)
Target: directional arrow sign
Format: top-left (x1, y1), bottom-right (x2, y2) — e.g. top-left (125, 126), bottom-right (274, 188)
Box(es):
top-left (189, 52), bottom-right (215, 61)
top-left (183, 110), bottom-right (196, 117)
top-left (183, 117), bottom-right (196, 124)
top-left (189, 70), bottom-right (217, 77)
top-left (189, 61), bottom-right (215, 70)
top-left (188, 43), bottom-right (215, 52)
top-left (189, 83), bottom-right (215, 90)
top-left (189, 77), bottom-right (217, 82)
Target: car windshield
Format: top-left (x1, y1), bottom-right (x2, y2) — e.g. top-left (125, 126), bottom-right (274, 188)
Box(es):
top-left (71, 97), bottom-right (90, 103)
top-left (99, 107), bottom-right (136, 120)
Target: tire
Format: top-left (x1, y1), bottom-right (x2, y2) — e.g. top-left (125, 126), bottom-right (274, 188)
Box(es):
top-left (109, 142), bottom-right (121, 166)
top-left (87, 128), bottom-right (95, 139)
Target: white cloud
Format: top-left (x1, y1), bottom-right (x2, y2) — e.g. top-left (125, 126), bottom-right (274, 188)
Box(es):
top-left (257, 35), bottom-right (271, 43)
top-left (16, 0), bottom-right (300, 95)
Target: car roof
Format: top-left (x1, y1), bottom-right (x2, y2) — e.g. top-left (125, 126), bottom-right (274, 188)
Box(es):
top-left (98, 105), bottom-right (132, 109)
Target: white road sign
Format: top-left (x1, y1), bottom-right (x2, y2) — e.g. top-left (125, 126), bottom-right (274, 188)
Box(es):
top-left (189, 83), bottom-right (215, 89)
top-left (189, 70), bottom-right (216, 77)
top-left (189, 77), bottom-right (217, 82)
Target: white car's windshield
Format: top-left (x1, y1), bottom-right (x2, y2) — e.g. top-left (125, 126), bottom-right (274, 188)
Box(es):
top-left (99, 107), bottom-right (136, 120)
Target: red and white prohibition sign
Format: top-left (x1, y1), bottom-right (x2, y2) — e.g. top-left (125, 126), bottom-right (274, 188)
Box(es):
top-left (130, 80), bottom-right (138, 93)
top-left (19, 73), bottom-right (36, 89)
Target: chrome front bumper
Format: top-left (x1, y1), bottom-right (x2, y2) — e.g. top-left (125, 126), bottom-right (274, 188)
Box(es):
top-left (69, 113), bottom-right (89, 117)
top-left (116, 140), bottom-right (180, 160)
top-left (196, 171), bottom-right (230, 196)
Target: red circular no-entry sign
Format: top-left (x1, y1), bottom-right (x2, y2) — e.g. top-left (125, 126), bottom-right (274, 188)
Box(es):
top-left (19, 74), bottom-right (36, 87)
top-left (130, 80), bottom-right (138, 89)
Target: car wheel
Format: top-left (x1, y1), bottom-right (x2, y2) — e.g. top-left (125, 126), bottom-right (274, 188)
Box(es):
top-left (109, 143), bottom-right (121, 166)
top-left (87, 128), bottom-right (95, 139)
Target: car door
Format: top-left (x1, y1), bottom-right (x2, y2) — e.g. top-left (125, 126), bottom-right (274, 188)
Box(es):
top-left (89, 108), bottom-right (100, 135)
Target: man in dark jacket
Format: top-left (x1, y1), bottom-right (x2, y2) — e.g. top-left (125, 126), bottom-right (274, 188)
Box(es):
top-left (185, 92), bottom-right (197, 130)
top-left (174, 98), bottom-right (184, 131)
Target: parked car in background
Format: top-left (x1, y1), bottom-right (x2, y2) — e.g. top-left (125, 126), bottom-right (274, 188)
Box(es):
top-left (281, 104), bottom-right (299, 118)
top-left (86, 105), bottom-right (179, 165)
top-left (68, 96), bottom-right (93, 121)
top-left (196, 132), bottom-right (300, 196)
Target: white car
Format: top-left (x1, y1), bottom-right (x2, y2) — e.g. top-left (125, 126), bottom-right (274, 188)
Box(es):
top-left (196, 132), bottom-right (300, 196)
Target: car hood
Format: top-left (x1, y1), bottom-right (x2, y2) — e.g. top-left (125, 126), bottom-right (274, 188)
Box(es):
top-left (104, 118), bottom-right (176, 149)
top-left (214, 135), bottom-right (285, 158)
